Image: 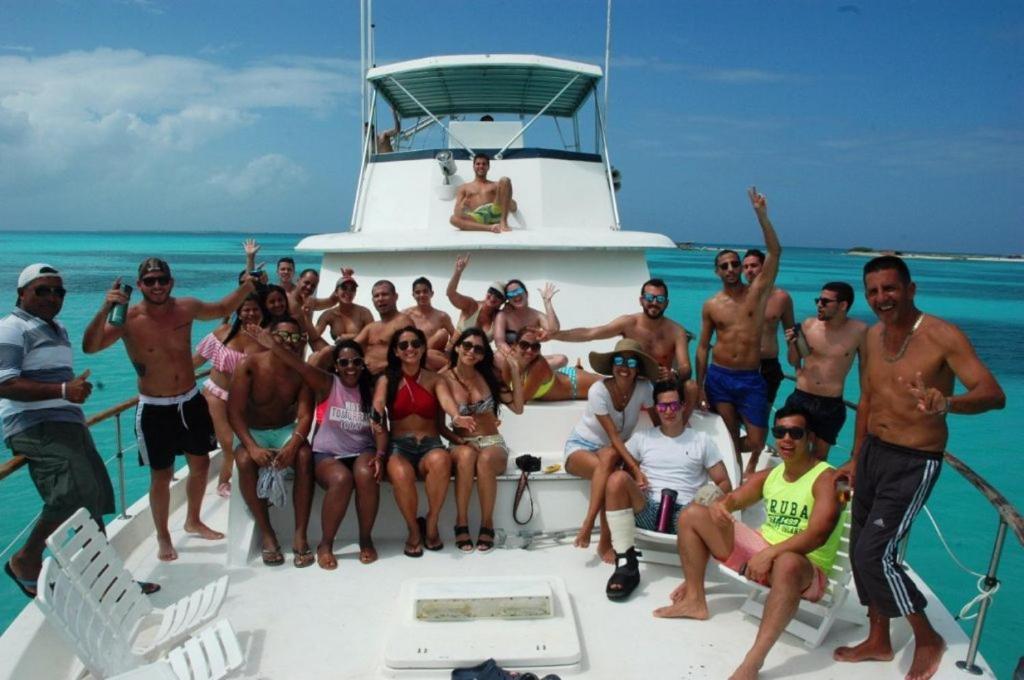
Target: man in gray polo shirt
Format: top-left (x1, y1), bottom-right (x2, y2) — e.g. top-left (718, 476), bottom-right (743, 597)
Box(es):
top-left (0, 264), bottom-right (114, 598)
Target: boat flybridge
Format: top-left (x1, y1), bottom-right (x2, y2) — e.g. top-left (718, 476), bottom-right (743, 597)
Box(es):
top-left (0, 54), bottom-right (1007, 680)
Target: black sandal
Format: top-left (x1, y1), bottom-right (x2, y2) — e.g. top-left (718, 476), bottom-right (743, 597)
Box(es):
top-left (454, 525), bottom-right (475, 552)
top-left (417, 516), bottom-right (444, 551)
top-left (476, 526), bottom-right (496, 552)
top-left (606, 547), bottom-right (642, 601)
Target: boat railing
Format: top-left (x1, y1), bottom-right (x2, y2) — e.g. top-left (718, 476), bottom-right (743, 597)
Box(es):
top-left (1, 370), bottom-right (1019, 673)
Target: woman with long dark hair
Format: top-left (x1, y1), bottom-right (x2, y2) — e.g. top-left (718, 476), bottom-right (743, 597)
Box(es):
top-left (445, 328), bottom-right (523, 552)
top-left (373, 326), bottom-right (468, 557)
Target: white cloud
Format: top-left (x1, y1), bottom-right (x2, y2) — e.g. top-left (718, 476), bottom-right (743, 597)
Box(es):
top-left (208, 153), bottom-right (308, 198)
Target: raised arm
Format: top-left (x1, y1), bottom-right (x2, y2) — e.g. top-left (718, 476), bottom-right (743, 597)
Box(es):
top-left (695, 302), bottom-right (715, 406)
top-left (550, 314), bottom-right (630, 343)
top-left (538, 284), bottom-right (561, 333)
top-left (82, 278), bottom-right (128, 354)
top-left (243, 239), bottom-right (260, 274)
top-left (188, 278), bottom-right (257, 321)
top-left (747, 186), bottom-right (782, 298)
top-left (445, 254), bottom-right (477, 314)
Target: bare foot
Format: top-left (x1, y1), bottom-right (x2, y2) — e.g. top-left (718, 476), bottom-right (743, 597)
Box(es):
top-left (906, 636), bottom-right (945, 680)
top-left (574, 524), bottom-right (593, 549)
top-left (653, 597), bottom-right (709, 620)
top-left (597, 538), bottom-right (614, 564)
top-left (833, 638), bottom-right (896, 663)
top-left (669, 580), bottom-right (688, 602)
top-left (157, 536), bottom-right (178, 562)
top-left (184, 520), bottom-right (225, 540)
top-left (359, 540), bottom-right (378, 565)
top-left (728, 658), bottom-right (761, 680)
top-left (316, 545), bottom-right (337, 570)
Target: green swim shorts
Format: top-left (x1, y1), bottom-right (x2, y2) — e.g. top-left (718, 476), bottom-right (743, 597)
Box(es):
top-left (6, 422), bottom-right (115, 523)
top-left (250, 425), bottom-right (297, 451)
top-left (467, 202), bottom-right (503, 225)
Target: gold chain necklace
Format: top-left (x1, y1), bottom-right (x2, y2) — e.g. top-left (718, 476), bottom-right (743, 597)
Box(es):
top-left (882, 313), bottom-right (924, 363)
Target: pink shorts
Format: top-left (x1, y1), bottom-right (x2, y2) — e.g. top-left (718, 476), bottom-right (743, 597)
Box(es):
top-left (719, 521), bottom-right (828, 603)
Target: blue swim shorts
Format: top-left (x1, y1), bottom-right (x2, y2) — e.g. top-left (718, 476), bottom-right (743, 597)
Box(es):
top-left (704, 363), bottom-right (770, 429)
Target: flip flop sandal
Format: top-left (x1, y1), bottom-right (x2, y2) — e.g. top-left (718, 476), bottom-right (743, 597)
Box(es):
top-left (454, 525), bottom-right (475, 552)
top-left (606, 547), bottom-right (642, 601)
top-left (476, 526), bottom-right (496, 552)
top-left (5, 561), bottom-right (38, 599)
top-left (261, 545), bottom-right (285, 566)
top-left (403, 543), bottom-right (424, 558)
top-left (417, 516), bottom-right (443, 551)
top-left (136, 580), bottom-right (161, 595)
top-left (293, 548), bottom-right (315, 568)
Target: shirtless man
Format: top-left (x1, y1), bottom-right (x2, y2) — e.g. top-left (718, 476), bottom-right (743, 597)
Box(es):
top-left (276, 257), bottom-right (296, 293)
top-left (354, 281), bottom-right (416, 374)
top-left (548, 278), bottom-right (691, 383)
top-left (782, 282), bottom-right (867, 460)
top-left (695, 187), bottom-right (781, 477)
top-left (743, 248), bottom-right (794, 407)
top-left (833, 256), bottom-right (1004, 680)
top-left (83, 258), bottom-right (253, 560)
top-left (316, 269), bottom-right (374, 343)
top-left (403, 277), bottom-right (456, 351)
top-left (449, 153), bottom-right (517, 233)
top-left (228, 317), bottom-right (315, 567)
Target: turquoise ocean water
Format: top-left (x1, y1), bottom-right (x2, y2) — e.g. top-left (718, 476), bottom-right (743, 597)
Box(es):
top-left (0, 231), bottom-right (1020, 677)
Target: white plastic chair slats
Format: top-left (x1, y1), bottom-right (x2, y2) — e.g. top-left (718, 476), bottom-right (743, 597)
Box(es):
top-left (166, 620), bottom-right (244, 680)
top-left (108, 661), bottom-right (180, 679)
top-left (155, 576), bottom-right (230, 645)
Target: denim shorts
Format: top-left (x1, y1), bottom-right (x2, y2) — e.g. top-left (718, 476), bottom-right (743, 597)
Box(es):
top-left (563, 431), bottom-right (603, 458)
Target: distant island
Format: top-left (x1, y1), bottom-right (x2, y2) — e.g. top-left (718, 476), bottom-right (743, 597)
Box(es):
top-left (845, 247), bottom-right (1023, 263)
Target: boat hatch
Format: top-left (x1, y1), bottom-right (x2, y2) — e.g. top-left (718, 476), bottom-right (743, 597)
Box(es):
top-left (384, 576), bottom-right (582, 670)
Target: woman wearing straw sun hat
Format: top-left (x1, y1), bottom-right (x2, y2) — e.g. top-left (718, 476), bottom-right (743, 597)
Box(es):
top-left (564, 338), bottom-right (660, 562)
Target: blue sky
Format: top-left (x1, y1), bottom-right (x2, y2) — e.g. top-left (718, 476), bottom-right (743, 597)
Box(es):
top-left (1, 1), bottom-right (1021, 253)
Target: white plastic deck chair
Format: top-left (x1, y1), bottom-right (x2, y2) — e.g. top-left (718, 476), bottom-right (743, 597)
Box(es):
top-left (36, 558), bottom-right (244, 680)
top-left (45, 507), bottom-right (229, 655)
top-left (716, 512), bottom-right (861, 648)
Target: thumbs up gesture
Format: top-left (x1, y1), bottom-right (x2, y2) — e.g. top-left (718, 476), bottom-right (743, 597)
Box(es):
top-left (65, 369), bottom-right (93, 404)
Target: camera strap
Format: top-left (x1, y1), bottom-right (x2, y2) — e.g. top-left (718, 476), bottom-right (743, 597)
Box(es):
top-left (513, 469), bottom-right (534, 525)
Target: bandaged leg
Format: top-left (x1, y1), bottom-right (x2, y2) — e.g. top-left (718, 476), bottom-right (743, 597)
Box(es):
top-left (606, 508), bottom-right (636, 555)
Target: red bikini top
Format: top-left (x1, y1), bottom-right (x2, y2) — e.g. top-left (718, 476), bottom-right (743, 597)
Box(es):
top-left (390, 372), bottom-right (437, 421)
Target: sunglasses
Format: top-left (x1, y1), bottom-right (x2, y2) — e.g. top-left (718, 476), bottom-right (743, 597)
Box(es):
top-left (655, 400), bottom-right (682, 414)
top-left (612, 355), bottom-right (639, 369)
top-left (517, 340), bottom-right (541, 352)
top-left (642, 293), bottom-right (667, 304)
top-left (718, 261), bottom-right (740, 271)
top-left (460, 340), bottom-right (486, 355)
top-left (772, 426), bottom-right (806, 440)
top-left (32, 285), bottom-right (67, 298)
top-left (505, 287), bottom-right (526, 299)
top-left (397, 339), bottom-right (423, 351)
top-left (336, 357), bottom-right (365, 368)
top-left (140, 275), bottom-right (170, 287)
top-left (815, 297), bottom-right (838, 306)
top-left (272, 331), bottom-right (305, 343)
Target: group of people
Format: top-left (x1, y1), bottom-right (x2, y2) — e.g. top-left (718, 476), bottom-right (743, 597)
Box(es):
top-left (1, 188), bottom-right (1006, 680)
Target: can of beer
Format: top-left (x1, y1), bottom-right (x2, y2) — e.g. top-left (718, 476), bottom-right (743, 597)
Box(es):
top-left (656, 488), bottom-right (679, 533)
top-left (107, 283), bottom-right (132, 327)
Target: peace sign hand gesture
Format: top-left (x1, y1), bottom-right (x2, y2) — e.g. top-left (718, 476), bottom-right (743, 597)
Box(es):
top-left (898, 371), bottom-right (949, 415)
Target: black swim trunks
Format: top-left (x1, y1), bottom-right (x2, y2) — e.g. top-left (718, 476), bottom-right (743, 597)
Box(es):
top-left (782, 388), bottom-right (847, 445)
top-left (760, 357), bottom-right (785, 406)
top-left (135, 386), bottom-right (217, 470)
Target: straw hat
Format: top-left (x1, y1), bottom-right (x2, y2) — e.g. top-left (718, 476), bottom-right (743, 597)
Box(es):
top-left (588, 339), bottom-right (660, 379)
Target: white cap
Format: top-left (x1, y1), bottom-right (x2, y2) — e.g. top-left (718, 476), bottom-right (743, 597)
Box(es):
top-left (18, 263), bottom-right (62, 288)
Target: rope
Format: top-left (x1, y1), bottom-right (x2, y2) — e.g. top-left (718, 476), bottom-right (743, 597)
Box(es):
top-left (0, 510), bottom-right (42, 563)
top-left (920, 505), bottom-right (999, 621)
top-left (922, 505), bottom-right (984, 578)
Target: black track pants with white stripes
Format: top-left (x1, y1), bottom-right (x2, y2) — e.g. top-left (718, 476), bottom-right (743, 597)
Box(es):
top-left (850, 435), bottom-right (942, 618)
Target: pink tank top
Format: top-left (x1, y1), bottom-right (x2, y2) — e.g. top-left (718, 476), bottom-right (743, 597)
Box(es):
top-left (196, 333), bottom-right (245, 374)
top-left (310, 376), bottom-right (375, 457)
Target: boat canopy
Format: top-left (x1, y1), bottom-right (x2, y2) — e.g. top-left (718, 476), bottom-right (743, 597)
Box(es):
top-left (367, 54), bottom-right (603, 118)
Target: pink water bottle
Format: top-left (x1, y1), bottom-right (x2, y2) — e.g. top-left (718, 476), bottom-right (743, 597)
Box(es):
top-left (656, 488), bottom-right (678, 533)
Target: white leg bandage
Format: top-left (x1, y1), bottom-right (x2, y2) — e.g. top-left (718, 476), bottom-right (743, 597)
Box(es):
top-left (606, 508), bottom-right (636, 555)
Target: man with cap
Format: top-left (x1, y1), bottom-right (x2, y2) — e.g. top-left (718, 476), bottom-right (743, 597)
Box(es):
top-left (315, 268), bottom-right (374, 344)
top-left (83, 257), bottom-right (257, 561)
top-left (1, 264), bottom-right (115, 597)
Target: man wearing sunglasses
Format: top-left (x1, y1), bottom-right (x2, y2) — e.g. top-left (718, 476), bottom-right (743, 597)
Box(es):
top-left (834, 256), bottom-right (1004, 680)
top-left (83, 257), bottom-right (258, 562)
top-left (229, 317), bottom-right (315, 568)
top-left (547, 278), bottom-right (691, 383)
top-left (742, 248), bottom-right (794, 408)
top-left (695, 187), bottom-right (782, 479)
top-left (1, 264), bottom-right (114, 598)
top-left (353, 280), bottom-right (419, 374)
top-left (781, 282), bottom-right (866, 461)
top-left (655, 406), bottom-right (844, 680)
top-left (601, 381), bottom-right (731, 601)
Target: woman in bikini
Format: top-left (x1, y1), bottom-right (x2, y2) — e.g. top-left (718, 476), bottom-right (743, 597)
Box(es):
top-left (445, 254), bottom-right (505, 344)
top-left (493, 279), bottom-right (566, 368)
top-left (445, 328), bottom-right (524, 552)
top-left (564, 339), bottom-right (660, 562)
top-left (250, 331), bottom-right (386, 569)
top-left (193, 293), bottom-right (267, 497)
top-left (374, 326), bottom-right (470, 557)
top-left (501, 327), bottom-right (603, 402)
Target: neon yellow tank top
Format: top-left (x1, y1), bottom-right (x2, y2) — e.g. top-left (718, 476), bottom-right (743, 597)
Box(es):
top-left (761, 460), bottom-right (843, 573)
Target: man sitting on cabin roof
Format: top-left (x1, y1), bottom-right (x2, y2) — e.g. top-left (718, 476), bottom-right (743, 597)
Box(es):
top-left (450, 153), bottom-right (517, 233)
top-left (603, 379), bottom-right (731, 602)
top-left (653, 404), bottom-right (845, 680)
